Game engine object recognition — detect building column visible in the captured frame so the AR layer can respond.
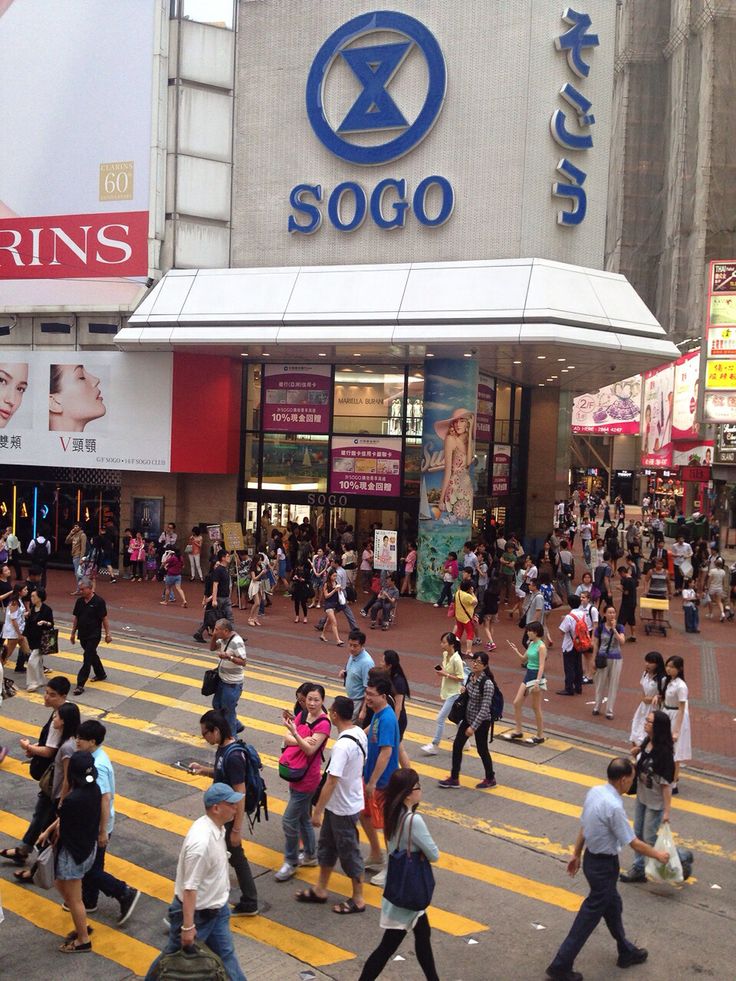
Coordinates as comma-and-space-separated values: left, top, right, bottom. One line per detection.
416, 358, 479, 602
526, 387, 564, 550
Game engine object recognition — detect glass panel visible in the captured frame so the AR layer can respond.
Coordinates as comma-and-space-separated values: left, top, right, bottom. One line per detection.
406, 369, 424, 436
243, 433, 260, 490
245, 364, 262, 431
473, 445, 490, 495
261, 434, 327, 492
179, 0, 235, 29
333, 367, 406, 435
514, 385, 524, 424
494, 382, 512, 443
403, 437, 421, 496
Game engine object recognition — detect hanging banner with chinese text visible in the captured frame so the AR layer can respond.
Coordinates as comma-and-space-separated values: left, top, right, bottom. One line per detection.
491, 444, 512, 495
476, 376, 495, 443
263, 364, 331, 433
330, 436, 402, 497
641, 363, 675, 468
672, 349, 700, 441
571, 375, 641, 434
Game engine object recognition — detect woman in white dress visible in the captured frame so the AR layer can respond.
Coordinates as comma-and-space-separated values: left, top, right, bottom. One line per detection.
662, 655, 691, 792
629, 651, 666, 749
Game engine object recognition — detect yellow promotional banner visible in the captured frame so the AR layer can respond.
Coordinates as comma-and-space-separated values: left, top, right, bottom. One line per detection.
706, 360, 736, 390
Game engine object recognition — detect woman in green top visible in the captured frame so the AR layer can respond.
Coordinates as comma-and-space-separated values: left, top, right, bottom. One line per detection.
358, 768, 440, 981
420, 633, 466, 756
503, 620, 547, 744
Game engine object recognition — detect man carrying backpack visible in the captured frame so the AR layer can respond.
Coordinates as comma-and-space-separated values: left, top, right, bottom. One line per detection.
558, 595, 589, 696
27, 530, 52, 588
189, 711, 260, 917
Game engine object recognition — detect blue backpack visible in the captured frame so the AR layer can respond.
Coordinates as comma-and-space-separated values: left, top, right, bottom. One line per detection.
221, 740, 268, 833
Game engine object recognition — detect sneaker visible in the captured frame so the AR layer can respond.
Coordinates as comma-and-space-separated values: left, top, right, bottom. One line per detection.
371, 868, 387, 886
360, 609, 368, 617
475, 778, 497, 789
546, 968, 583, 981
192, 633, 205, 643
62, 902, 98, 913
231, 902, 259, 917
438, 777, 460, 788
619, 871, 646, 883
117, 887, 141, 925
617, 947, 648, 969
274, 862, 296, 882
420, 743, 438, 755
582, 676, 594, 685
298, 852, 318, 867
73, 687, 85, 696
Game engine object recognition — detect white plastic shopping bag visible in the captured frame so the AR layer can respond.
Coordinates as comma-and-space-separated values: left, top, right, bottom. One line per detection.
645, 822, 683, 885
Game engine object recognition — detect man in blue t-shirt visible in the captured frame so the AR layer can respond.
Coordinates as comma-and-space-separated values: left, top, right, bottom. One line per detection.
360, 674, 400, 885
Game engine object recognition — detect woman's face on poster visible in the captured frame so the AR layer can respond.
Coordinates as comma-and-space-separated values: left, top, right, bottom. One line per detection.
49, 364, 106, 431
0, 362, 28, 428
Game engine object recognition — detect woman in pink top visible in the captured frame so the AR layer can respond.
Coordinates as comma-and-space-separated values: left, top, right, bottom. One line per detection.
160, 548, 187, 608
400, 542, 417, 596
128, 532, 146, 582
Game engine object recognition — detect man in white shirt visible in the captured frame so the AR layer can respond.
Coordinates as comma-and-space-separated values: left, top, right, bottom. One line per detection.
670, 535, 693, 595
579, 520, 593, 567
210, 619, 247, 736
303, 695, 368, 914
558, 596, 587, 696
145, 784, 247, 981
577, 591, 599, 685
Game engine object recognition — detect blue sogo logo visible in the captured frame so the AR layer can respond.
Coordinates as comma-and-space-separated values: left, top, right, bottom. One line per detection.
291, 11, 453, 234
305, 10, 447, 165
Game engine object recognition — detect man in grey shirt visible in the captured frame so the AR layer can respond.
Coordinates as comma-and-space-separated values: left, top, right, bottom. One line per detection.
546, 758, 669, 981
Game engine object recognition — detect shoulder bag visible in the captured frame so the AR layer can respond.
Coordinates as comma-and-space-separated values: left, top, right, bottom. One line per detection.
594, 628, 614, 670
40, 627, 59, 657
31, 842, 56, 890
448, 690, 469, 725
383, 811, 436, 911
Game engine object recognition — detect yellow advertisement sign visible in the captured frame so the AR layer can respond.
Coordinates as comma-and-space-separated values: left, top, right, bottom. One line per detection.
221, 522, 245, 551
706, 360, 736, 390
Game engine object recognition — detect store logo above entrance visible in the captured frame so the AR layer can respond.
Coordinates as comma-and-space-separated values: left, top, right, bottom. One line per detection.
290, 11, 453, 235
305, 10, 446, 165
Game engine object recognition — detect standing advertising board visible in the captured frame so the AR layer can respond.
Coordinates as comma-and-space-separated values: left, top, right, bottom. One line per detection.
262, 364, 331, 433
703, 261, 736, 423
571, 375, 641, 434
330, 436, 402, 496
373, 529, 398, 572
0, 351, 172, 471
641, 363, 675, 468
0, 0, 155, 280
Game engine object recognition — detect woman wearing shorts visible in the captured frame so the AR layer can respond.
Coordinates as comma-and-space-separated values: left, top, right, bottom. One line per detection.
503, 620, 547, 744
452, 582, 477, 655
36, 750, 101, 953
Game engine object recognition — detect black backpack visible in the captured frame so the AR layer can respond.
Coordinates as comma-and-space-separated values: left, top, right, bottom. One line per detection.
31, 537, 51, 566
220, 740, 268, 833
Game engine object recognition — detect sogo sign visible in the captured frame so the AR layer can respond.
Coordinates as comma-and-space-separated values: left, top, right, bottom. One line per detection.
289, 11, 453, 234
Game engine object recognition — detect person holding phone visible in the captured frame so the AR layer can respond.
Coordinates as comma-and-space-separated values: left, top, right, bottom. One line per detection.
503, 622, 547, 745
421, 633, 465, 756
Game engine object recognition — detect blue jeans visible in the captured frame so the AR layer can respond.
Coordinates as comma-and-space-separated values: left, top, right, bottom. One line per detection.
213, 681, 242, 737
684, 604, 699, 632
582, 540, 591, 566
283, 788, 316, 866
145, 896, 246, 981
72, 556, 82, 583
432, 693, 460, 746
436, 582, 453, 607
549, 851, 636, 972
82, 838, 127, 906
630, 800, 663, 876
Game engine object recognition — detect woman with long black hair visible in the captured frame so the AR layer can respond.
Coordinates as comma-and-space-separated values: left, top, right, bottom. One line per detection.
628, 651, 666, 749
438, 650, 497, 790
620, 710, 675, 883
381, 649, 411, 769
358, 768, 439, 981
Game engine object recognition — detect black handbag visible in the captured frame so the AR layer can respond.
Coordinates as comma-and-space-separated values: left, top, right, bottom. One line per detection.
40, 627, 59, 657
448, 691, 468, 725
201, 668, 220, 697
383, 812, 436, 911
594, 629, 614, 670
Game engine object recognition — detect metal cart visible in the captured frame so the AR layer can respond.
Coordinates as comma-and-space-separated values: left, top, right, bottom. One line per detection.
640, 597, 671, 637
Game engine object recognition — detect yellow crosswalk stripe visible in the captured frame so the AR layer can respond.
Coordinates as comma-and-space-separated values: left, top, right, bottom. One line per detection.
0, 755, 486, 936
0, 809, 355, 967
0, 877, 158, 974
42, 648, 736, 825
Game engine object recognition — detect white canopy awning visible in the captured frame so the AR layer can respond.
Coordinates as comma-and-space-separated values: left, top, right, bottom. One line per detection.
119, 258, 679, 390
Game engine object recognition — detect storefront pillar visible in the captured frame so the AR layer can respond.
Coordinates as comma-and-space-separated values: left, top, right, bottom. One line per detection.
416, 358, 479, 603
526, 387, 564, 550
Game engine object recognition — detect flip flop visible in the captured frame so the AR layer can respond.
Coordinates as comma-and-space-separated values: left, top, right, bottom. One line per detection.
64, 927, 94, 943
295, 888, 328, 904
333, 899, 366, 915
59, 940, 92, 953
13, 868, 34, 882
0, 848, 27, 866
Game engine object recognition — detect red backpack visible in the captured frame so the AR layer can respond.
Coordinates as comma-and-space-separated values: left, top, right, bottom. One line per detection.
571, 611, 592, 653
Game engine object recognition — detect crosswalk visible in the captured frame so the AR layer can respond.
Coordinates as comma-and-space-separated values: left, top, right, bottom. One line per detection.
1, 630, 735, 978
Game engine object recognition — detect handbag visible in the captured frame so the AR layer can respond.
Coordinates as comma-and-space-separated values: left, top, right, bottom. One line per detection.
383, 812, 436, 911
31, 842, 56, 890
594, 629, 614, 670
39, 763, 55, 798
448, 690, 468, 725
201, 668, 220, 697
40, 627, 59, 657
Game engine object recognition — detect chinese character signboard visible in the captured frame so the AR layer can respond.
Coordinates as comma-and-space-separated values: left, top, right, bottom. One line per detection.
641, 363, 674, 468
476, 376, 495, 443
0, 351, 172, 470
263, 364, 331, 433
492, 444, 512, 495
571, 374, 641, 434
330, 436, 402, 497
373, 529, 398, 572
704, 261, 736, 423
672, 349, 700, 441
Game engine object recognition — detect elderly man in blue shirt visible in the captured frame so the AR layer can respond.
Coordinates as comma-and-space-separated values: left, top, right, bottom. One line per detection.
338, 629, 374, 723
546, 757, 669, 981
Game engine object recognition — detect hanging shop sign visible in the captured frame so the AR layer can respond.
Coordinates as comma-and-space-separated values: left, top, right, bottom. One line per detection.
671, 440, 713, 468
492, 444, 512, 495
476, 376, 495, 443
263, 364, 331, 433
330, 435, 402, 497
571, 374, 641, 434
672, 349, 700, 440
703, 261, 736, 423
641, 362, 675, 468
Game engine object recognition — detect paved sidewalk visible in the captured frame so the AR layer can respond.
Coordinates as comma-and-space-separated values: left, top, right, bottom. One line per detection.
42, 544, 736, 781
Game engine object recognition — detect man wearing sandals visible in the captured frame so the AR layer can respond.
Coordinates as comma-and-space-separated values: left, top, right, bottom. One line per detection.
299, 695, 368, 915
145, 784, 247, 981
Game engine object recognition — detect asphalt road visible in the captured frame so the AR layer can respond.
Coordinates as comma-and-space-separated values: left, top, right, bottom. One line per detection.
1, 628, 734, 980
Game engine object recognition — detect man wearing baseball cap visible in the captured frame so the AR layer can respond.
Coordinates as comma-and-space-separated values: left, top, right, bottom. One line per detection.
145, 784, 247, 981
